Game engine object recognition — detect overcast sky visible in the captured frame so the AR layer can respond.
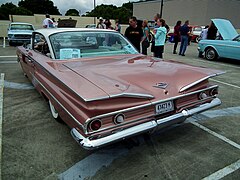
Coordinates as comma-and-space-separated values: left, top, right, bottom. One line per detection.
0, 0, 134, 15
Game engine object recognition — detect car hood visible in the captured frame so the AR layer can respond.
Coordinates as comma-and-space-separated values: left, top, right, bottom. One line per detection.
60, 55, 223, 102
212, 19, 238, 40
8, 30, 33, 35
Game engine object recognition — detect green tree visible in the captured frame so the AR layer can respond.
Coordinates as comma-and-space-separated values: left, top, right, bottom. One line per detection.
85, 3, 133, 24
65, 9, 79, 16
18, 0, 61, 15
122, 1, 133, 12
13, 7, 33, 16
0, 2, 17, 19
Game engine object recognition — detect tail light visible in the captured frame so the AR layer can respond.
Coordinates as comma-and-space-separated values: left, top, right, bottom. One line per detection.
89, 119, 102, 131
113, 113, 125, 124
198, 92, 208, 100
210, 88, 218, 96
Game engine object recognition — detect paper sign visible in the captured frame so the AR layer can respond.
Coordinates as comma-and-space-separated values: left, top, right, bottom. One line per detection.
60, 48, 81, 59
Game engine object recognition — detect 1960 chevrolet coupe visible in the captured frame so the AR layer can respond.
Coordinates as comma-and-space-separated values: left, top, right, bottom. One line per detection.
17, 28, 223, 149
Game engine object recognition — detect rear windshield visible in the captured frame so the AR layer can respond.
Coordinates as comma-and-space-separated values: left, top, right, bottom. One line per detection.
49, 31, 139, 60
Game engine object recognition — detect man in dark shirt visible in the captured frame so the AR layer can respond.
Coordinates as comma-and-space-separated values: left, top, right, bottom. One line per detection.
179, 20, 190, 56
124, 16, 143, 52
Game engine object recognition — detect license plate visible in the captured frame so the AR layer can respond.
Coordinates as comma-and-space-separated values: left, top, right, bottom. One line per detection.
155, 101, 174, 114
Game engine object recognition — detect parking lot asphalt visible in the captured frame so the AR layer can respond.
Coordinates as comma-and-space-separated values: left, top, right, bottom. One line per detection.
0, 42, 239, 180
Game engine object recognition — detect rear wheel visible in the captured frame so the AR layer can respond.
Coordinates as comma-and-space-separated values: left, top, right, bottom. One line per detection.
49, 100, 63, 123
196, 36, 200, 43
205, 47, 218, 60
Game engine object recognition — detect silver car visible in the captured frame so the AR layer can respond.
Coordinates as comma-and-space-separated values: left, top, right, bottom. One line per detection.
8, 22, 35, 46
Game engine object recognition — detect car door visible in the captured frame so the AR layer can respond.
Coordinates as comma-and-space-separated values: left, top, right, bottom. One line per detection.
223, 40, 240, 60
19, 46, 36, 82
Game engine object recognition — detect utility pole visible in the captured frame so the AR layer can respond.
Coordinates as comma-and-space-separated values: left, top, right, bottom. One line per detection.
93, 0, 96, 24
160, 0, 163, 18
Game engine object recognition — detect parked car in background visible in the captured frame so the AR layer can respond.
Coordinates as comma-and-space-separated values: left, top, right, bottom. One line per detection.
85, 24, 96, 28
190, 25, 202, 42
198, 19, 240, 61
17, 28, 223, 150
8, 22, 35, 46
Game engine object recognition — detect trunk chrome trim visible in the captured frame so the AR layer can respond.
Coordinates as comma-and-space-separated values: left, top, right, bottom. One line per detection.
84, 85, 219, 133
71, 98, 221, 150
179, 74, 222, 92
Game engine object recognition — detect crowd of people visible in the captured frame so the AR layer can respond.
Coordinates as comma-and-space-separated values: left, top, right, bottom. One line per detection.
124, 13, 170, 58
42, 13, 219, 58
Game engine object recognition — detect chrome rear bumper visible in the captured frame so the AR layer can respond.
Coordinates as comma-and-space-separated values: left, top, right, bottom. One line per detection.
71, 98, 221, 150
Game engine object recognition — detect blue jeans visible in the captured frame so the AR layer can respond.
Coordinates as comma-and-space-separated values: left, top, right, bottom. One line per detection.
179, 35, 188, 55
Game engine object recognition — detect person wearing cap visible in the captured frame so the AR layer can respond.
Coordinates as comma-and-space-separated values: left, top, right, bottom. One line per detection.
43, 14, 54, 28
97, 17, 106, 29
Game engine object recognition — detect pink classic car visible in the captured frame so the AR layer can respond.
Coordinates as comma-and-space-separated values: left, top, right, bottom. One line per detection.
17, 28, 222, 150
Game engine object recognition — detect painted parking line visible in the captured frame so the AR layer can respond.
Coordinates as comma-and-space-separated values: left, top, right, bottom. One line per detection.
4, 80, 34, 90
58, 146, 129, 180
0, 56, 17, 58
0, 73, 5, 180
211, 79, 240, 89
191, 121, 240, 150
59, 106, 240, 179
185, 106, 240, 121
202, 159, 240, 180
191, 121, 240, 180
0, 61, 17, 64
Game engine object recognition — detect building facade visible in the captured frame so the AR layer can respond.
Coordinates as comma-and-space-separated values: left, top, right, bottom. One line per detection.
133, 0, 240, 28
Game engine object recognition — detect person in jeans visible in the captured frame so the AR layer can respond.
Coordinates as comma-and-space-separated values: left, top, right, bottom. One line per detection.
173, 20, 181, 54
141, 20, 150, 55
154, 19, 167, 58
179, 20, 190, 56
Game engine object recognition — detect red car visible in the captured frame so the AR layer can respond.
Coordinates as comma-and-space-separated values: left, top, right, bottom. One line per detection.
189, 25, 203, 43
17, 28, 223, 150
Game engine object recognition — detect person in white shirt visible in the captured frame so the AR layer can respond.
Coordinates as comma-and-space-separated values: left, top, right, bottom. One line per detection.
43, 14, 54, 28
200, 25, 209, 40
96, 17, 106, 29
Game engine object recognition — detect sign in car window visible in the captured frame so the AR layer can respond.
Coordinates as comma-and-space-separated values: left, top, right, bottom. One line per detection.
60, 48, 81, 59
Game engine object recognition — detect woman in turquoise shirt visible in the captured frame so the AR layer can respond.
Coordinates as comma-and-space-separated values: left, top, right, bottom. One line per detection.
154, 19, 167, 58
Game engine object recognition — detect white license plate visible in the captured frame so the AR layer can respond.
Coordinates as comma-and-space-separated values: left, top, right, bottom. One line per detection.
155, 101, 174, 114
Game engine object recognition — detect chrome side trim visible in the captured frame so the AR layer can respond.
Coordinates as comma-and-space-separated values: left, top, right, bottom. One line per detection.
201, 42, 240, 48
180, 76, 209, 92
179, 74, 221, 92
33, 75, 85, 130
109, 93, 154, 99
71, 98, 221, 150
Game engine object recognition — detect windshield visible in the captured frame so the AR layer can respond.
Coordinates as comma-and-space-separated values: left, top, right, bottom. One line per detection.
10, 24, 34, 30
233, 34, 240, 42
49, 31, 139, 60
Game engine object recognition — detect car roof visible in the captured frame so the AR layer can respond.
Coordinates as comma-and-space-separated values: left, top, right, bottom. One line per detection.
35, 28, 117, 37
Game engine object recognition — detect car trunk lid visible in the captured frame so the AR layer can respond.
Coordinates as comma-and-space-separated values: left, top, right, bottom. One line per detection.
62, 55, 223, 101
